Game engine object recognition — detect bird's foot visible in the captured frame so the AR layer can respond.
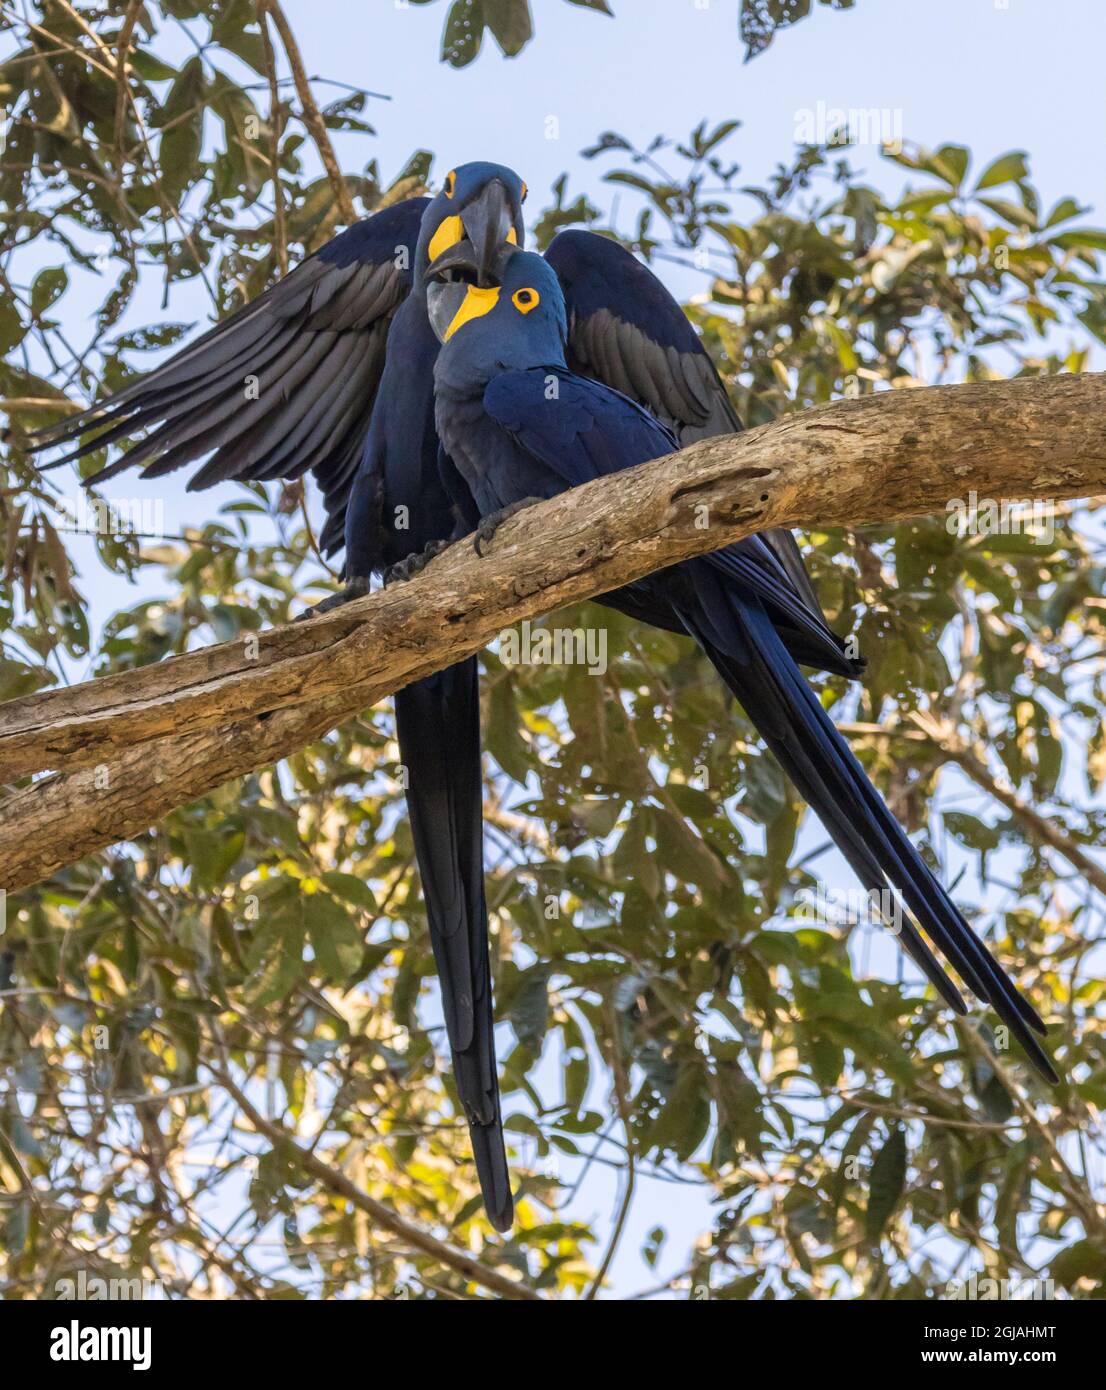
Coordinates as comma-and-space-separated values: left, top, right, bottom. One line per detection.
473, 497, 544, 556
383, 538, 452, 586
294, 575, 369, 620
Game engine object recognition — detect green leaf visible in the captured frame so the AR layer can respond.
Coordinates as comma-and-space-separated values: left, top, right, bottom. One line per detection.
612, 813, 660, 896
977, 196, 1037, 230
485, 677, 532, 783
741, 0, 856, 61
931, 143, 970, 188
246, 913, 304, 1006
652, 808, 724, 891
30, 267, 67, 318
714, 1064, 763, 1155
4, 1114, 44, 1160
973, 150, 1028, 191
484, 0, 533, 56
320, 871, 377, 911
2, 1195, 30, 1255
943, 811, 1001, 854
442, 0, 485, 66
305, 893, 364, 980
648, 1061, 711, 1161
156, 55, 206, 203
510, 963, 551, 1051
182, 829, 244, 890
865, 1127, 907, 1243
699, 118, 741, 154
129, 50, 178, 82
642, 1225, 666, 1269
1049, 1237, 1106, 1291
1051, 227, 1106, 252
1043, 197, 1085, 228
211, 0, 268, 73
0, 298, 25, 354
743, 754, 787, 822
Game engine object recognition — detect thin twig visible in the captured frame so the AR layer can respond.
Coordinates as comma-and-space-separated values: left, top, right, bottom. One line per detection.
112, 0, 143, 178
258, 4, 289, 276
586, 997, 637, 1298
205, 1045, 542, 1300
258, 0, 357, 225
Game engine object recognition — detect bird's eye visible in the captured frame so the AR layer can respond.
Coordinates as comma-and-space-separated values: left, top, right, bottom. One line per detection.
513, 288, 539, 313
444, 170, 456, 199
520, 181, 528, 203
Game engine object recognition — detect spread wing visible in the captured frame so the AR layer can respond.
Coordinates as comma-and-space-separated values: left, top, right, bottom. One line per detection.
29, 197, 430, 555
545, 228, 822, 617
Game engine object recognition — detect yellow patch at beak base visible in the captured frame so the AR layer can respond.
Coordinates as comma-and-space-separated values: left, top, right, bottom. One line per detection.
444, 285, 501, 341
428, 215, 464, 265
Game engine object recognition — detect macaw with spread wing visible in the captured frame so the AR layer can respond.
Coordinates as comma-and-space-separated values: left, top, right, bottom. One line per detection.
425, 244, 1057, 1087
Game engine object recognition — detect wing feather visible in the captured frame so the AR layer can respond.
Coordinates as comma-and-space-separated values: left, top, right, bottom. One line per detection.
546, 228, 824, 624
29, 197, 429, 555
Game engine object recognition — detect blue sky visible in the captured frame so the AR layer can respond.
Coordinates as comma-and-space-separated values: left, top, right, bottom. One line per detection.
324, 0, 1106, 227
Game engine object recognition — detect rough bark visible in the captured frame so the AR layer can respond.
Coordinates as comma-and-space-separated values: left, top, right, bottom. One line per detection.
1, 373, 1103, 892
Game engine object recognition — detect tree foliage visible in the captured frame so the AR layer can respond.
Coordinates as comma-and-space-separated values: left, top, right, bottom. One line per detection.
409, 0, 853, 67
0, 4, 1104, 1300
739, 0, 857, 60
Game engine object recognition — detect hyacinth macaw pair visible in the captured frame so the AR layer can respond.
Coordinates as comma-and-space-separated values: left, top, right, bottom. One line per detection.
31, 163, 1055, 1234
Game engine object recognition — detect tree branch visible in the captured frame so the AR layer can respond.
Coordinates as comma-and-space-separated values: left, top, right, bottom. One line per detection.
258, 4, 289, 275
206, 1058, 542, 1300
914, 710, 1106, 899
840, 714, 1106, 900
112, 0, 143, 177
2, 373, 1105, 892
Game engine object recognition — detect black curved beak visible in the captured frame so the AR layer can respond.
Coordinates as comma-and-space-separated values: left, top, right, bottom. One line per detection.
424, 237, 516, 299
426, 277, 470, 345
425, 218, 517, 342
425, 239, 483, 285
460, 178, 514, 287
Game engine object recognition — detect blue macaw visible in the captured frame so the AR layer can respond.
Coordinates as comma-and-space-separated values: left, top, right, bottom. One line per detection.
26, 161, 920, 1228
29, 163, 529, 1231
425, 245, 1057, 1086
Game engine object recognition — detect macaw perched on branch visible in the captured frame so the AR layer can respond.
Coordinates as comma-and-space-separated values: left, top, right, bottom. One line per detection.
29, 164, 528, 1231
425, 244, 1058, 1094
27, 159, 939, 1229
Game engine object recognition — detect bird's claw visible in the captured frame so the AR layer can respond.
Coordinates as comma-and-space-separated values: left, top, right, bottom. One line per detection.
384, 539, 452, 586
294, 575, 369, 620
472, 497, 544, 556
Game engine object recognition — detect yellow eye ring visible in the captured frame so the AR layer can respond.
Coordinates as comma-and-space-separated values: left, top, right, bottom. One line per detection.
444, 170, 456, 199
520, 180, 528, 203
512, 287, 539, 314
